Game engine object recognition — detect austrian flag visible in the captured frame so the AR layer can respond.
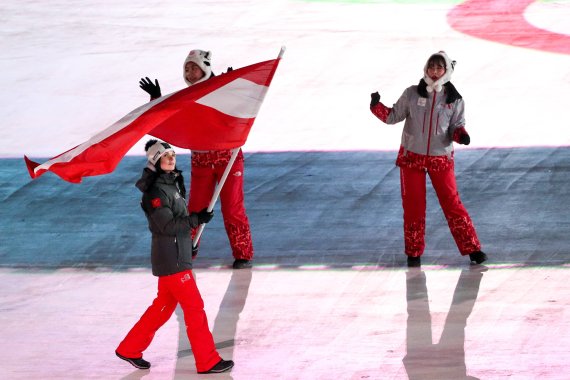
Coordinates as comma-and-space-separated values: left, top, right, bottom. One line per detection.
25, 47, 285, 183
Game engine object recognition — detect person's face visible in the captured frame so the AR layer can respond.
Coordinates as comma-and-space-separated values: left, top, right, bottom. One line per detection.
184, 61, 205, 84
427, 61, 446, 81
159, 151, 176, 172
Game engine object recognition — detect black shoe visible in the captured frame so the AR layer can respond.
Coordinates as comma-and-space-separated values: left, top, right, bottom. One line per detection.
407, 256, 421, 267
198, 359, 234, 374
232, 259, 252, 269
116, 351, 151, 370
469, 251, 488, 264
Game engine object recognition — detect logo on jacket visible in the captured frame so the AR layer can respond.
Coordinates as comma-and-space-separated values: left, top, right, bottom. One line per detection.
151, 198, 162, 208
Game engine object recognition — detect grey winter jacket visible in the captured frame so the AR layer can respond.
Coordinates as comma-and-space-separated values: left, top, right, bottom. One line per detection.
386, 85, 465, 157
136, 168, 200, 276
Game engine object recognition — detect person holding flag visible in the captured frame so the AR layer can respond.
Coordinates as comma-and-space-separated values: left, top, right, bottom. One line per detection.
140, 49, 254, 269
115, 139, 234, 374
25, 47, 283, 371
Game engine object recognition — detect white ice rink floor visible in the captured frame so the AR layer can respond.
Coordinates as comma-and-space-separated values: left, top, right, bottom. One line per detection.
2, 0, 570, 379
2, 265, 569, 379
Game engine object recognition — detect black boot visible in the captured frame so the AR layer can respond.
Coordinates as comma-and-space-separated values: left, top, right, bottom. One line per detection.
469, 251, 488, 264
407, 256, 421, 267
198, 359, 234, 374
116, 351, 151, 370
233, 259, 253, 269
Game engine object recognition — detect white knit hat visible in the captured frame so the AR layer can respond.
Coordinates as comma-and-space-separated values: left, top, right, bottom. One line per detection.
423, 51, 456, 93
183, 49, 212, 86
145, 140, 174, 166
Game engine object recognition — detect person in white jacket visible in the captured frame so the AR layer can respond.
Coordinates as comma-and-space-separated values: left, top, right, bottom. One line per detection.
370, 51, 487, 267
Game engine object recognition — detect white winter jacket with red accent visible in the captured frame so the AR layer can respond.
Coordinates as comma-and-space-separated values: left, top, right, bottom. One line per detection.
372, 82, 465, 158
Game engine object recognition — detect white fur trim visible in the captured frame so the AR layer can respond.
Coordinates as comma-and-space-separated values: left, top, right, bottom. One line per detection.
183, 49, 213, 86
423, 51, 455, 93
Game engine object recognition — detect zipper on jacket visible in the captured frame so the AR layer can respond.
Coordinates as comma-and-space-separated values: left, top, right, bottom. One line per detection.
426, 91, 437, 155
174, 236, 180, 267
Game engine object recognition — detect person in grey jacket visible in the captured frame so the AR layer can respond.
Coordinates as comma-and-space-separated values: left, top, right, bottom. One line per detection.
370, 51, 487, 267
115, 139, 234, 374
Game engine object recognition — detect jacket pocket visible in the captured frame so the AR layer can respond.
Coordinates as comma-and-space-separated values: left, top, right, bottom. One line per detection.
436, 106, 453, 135
151, 235, 178, 270
176, 233, 193, 266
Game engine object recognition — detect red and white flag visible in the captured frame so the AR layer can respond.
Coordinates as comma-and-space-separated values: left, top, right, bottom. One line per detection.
25, 48, 284, 183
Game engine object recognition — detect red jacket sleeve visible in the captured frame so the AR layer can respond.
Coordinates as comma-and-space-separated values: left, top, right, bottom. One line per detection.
370, 102, 392, 123
452, 127, 470, 143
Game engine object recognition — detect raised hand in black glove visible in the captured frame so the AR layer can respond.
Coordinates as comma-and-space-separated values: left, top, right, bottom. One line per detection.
370, 91, 380, 107
225, 67, 233, 74
459, 133, 471, 145
196, 208, 214, 224
139, 77, 162, 99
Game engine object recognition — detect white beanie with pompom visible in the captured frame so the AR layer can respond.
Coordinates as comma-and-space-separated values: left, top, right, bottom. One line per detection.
145, 139, 174, 171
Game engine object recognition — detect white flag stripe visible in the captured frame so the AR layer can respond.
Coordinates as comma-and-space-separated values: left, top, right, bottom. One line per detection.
196, 78, 268, 119
34, 93, 175, 174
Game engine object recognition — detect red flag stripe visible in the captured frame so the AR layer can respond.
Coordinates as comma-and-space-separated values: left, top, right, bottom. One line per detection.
149, 102, 255, 150
30, 93, 175, 178
24, 53, 283, 183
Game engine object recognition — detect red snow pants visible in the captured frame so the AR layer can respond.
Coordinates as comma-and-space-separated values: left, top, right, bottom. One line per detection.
116, 270, 221, 373
400, 165, 481, 257
188, 150, 254, 260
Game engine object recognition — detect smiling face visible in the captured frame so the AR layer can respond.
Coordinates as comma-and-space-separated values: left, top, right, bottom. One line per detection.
184, 61, 205, 84
426, 56, 447, 81
159, 151, 176, 173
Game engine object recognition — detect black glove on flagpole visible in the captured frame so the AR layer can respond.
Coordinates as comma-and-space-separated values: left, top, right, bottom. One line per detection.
196, 208, 214, 224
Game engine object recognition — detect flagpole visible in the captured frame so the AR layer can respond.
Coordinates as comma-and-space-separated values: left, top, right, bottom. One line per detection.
192, 147, 241, 248
192, 47, 283, 249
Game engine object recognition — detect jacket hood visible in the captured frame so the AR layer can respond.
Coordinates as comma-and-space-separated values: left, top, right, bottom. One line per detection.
135, 168, 185, 194
183, 49, 213, 86
423, 51, 455, 93
135, 168, 158, 193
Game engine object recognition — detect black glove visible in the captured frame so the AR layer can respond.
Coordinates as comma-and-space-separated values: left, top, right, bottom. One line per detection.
370, 91, 380, 107
225, 67, 233, 74
139, 77, 162, 99
196, 208, 214, 224
459, 133, 471, 145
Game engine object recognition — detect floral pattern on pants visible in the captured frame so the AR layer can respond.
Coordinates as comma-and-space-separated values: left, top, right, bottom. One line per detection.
399, 155, 481, 256
189, 149, 254, 260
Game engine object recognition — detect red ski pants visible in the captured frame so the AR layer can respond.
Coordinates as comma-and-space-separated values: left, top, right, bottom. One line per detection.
188, 154, 254, 260
400, 166, 481, 257
116, 270, 221, 373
